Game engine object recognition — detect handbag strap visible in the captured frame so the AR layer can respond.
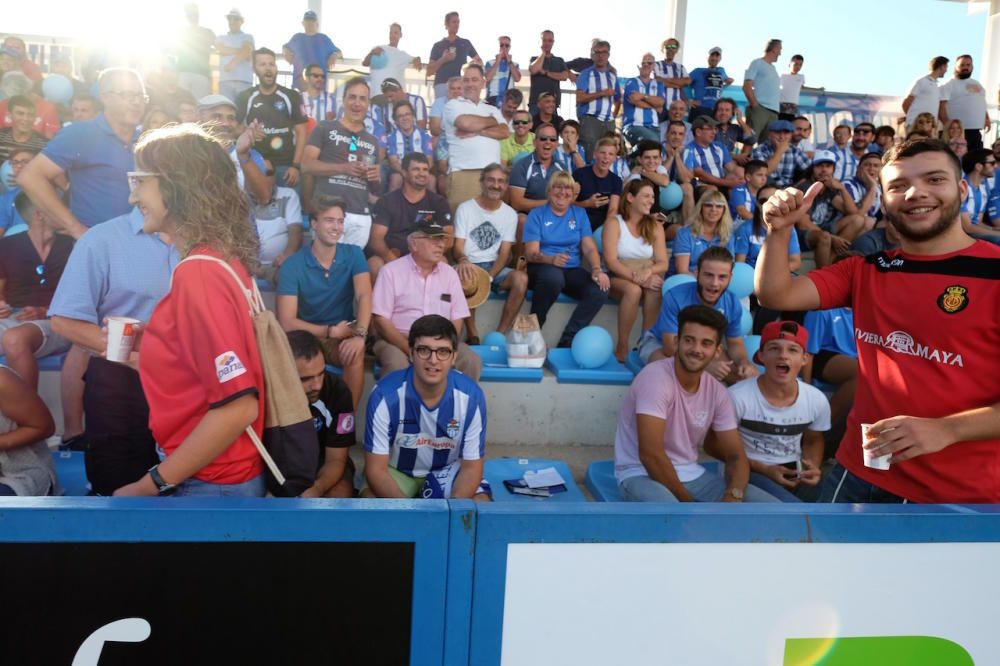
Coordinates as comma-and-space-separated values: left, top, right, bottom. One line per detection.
171, 254, 286, 487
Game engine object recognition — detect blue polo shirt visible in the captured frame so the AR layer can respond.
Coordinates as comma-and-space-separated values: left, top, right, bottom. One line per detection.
48, 207, 179, 324
522, 204, 592, 269
277, 242, 368, 325
509, 153, 565, 201
649, 281, 742, 340
732, 221, 800, 268
668, 225, 737, 275
41, 113, 137, 227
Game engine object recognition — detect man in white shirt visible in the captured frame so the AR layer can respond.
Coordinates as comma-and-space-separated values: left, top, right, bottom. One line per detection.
454, 163, 527, 338
363, 22, 422, 94
939, 55, 991, 152
903, 56, 948, 129
442, 63, 509, 213
778, 54, 805, 119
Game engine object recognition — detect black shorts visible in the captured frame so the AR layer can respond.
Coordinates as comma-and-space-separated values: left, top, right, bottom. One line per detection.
811, 349, 838, 381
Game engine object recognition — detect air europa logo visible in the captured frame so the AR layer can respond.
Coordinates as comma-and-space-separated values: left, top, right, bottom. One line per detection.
855, 328, 964, 367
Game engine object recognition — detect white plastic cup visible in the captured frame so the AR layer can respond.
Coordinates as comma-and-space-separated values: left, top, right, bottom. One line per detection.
106, 316, 141, 363
861, 423, 891, 470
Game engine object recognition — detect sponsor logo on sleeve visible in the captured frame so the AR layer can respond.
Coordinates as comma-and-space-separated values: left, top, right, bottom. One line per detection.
336, 413, 355, 435
215, 352, 248, 383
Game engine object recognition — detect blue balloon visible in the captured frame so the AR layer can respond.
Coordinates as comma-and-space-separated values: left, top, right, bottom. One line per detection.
483, 331, 507, 349
592, 228, 603, 253
743, 334, 763, 370
661, 272, 696, 296
571, 326, 613, 369
42, 74, 74, 105
728, 262, 755, 299
740, 308, 753, 336
369, 52, 389, 70
659, 182, 683, 211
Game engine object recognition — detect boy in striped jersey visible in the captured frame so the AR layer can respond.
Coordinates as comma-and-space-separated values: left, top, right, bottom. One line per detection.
363, 315, 491, 500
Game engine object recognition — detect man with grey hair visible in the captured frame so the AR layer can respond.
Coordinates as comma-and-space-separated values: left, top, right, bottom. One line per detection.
743, 38, 783, 141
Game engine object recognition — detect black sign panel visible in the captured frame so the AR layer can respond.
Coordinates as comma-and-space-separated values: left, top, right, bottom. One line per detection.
0, 542, 413, 665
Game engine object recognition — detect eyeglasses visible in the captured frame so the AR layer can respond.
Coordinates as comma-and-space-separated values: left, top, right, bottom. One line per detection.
512, 120, 531, 126
35, 264, 46, 286
127, 170, 160, 192
107, 90, 149, 104
413, 345, 455, 361
537, 136, 558, 142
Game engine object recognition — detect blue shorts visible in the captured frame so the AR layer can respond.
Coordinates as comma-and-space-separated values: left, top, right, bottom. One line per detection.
475, 262, 514, 293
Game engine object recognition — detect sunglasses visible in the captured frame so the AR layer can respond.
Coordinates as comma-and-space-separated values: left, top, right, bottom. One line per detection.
512, 120, 531, 126
664, 44, 679, 50
537, 136, 558, 142
702, 202, 726, 209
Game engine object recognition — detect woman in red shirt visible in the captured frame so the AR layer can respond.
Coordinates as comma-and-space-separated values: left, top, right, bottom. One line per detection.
114, 124, 265, 497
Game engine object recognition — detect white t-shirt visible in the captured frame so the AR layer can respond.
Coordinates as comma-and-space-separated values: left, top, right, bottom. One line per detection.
454, 198, 518, 264
255, 186, 302, 264
727, 378, 831, 466
940, 77, 988, 131
369, 44, 416, 93
779, 73, 804, 104
905, 74, 941, 126
443, 97, 506, 171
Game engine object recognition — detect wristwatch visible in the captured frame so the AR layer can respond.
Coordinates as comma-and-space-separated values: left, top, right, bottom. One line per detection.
725, 487, 744, 501
352, 324, 368, 338
148, 464, 177, 496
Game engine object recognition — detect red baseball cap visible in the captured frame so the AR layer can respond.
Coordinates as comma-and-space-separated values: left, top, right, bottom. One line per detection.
754, 320, 809, 364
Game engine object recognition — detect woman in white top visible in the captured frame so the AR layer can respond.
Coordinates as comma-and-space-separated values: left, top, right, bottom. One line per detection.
601, 178, 669, 362
0, 365, 57, 496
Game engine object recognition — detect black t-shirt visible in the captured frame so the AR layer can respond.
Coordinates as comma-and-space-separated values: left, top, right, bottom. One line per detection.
235, 85, 307, 166
573, 166, 623, 231
0, 232, 74, 308
371, 188, 452, 255
306, 120, 381, 215
310, 372, 356, 470
531, 112, 564, 134
529, 55, 567, 108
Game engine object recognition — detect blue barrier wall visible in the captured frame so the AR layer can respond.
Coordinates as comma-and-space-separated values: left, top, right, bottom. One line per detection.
2, 499, 998, 665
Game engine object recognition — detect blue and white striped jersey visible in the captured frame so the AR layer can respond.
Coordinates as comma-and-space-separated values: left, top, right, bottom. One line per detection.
962, 176, 991, 224
653, 60, 687, 106
301, 90, 338, 122
387, 127, 434, 159
622, 77, 666, 129
365, 367, 487, 478
830, 145, 858, 182
484, 59, 519, 101
576, 66, 619, 122
682, 140, 732, 181
842, 178, 882, 218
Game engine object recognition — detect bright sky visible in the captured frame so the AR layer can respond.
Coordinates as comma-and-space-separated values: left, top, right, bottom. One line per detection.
3, 0, 990, 98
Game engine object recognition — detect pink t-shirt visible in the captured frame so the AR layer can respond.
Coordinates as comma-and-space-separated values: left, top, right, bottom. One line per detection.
614, 358, 737, 483
371, 254, 471, 335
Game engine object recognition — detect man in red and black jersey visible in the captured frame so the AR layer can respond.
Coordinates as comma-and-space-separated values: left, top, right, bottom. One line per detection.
756, 137, 1000, 503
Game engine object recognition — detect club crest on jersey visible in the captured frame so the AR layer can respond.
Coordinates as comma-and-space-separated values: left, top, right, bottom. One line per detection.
274, 100, 286, 112
446, 418, 460, 439
568, 217, 577, 230
214, 351, 247, 383
937, 285, 968, 314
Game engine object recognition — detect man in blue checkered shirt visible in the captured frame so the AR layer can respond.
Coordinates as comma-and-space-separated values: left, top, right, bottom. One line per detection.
750, 119, 810, 188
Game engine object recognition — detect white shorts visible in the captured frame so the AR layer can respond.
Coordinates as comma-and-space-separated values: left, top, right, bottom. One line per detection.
637, 329, 662, 364
0, 315, 71, 359
340, 212, 373, 249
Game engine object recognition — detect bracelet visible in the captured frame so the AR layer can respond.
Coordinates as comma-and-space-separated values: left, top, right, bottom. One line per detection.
352, 325, 368, 338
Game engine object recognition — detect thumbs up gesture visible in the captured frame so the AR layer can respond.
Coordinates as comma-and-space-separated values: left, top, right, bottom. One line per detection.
762, 182, 824, 232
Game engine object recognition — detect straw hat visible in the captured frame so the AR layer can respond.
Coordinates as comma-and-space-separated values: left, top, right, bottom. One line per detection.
460, 264, 492, 309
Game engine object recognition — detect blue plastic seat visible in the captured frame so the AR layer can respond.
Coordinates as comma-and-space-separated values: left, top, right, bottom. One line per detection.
470, 345, 543, 383
624, 350, 644, 375
586, 459, 723, 502
544, 348, 634, 385
52, 450, 90, 496
484, 458, 586, 502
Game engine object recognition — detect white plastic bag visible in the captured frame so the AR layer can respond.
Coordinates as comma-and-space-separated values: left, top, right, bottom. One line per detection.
506, 314, 546, 368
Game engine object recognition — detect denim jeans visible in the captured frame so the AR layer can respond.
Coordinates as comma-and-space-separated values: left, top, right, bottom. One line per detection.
174, 474, 266, 498
619, 470, 780, 502
527, 264, 608, 347
819, 463, 907, 503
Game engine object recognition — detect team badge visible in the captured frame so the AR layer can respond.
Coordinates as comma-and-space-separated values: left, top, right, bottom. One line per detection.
274, 100, 286, 112
568, 218, 577, 231
446, 418, 460, 439
937, 285, 968, 314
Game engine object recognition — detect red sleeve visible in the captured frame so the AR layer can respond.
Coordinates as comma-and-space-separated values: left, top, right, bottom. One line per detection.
173, 261, 261, 408
806, 256, 860, 310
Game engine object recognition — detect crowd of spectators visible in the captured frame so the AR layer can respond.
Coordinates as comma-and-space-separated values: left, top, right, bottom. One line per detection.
0, 8, 997, 505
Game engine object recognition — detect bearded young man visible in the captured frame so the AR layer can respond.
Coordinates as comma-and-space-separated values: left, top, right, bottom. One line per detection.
756, 137, 1000, 504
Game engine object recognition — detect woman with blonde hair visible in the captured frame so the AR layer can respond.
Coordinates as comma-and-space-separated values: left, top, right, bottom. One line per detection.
602, 178, 668, 361
114, 123, 266, 497
524, 170, 610, 348
907, 112, 937, 139
669, 189, 736, 275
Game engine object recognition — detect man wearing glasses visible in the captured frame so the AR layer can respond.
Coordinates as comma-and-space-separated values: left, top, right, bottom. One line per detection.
363, 314, 490, 501
17, 68, 145, 239
302, 76, 382, 248
484, 36, 521, 108
371, 220, 481, 380
499, 110, 535, 168
575, 40, 618, 162
654, 38, 690, 137
622, 54, 666, 146
831, 122, 877, 182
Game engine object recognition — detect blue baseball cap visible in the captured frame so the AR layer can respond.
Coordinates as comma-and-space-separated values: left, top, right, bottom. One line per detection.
768, 120, 795, 133
303, 10, 318, 20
